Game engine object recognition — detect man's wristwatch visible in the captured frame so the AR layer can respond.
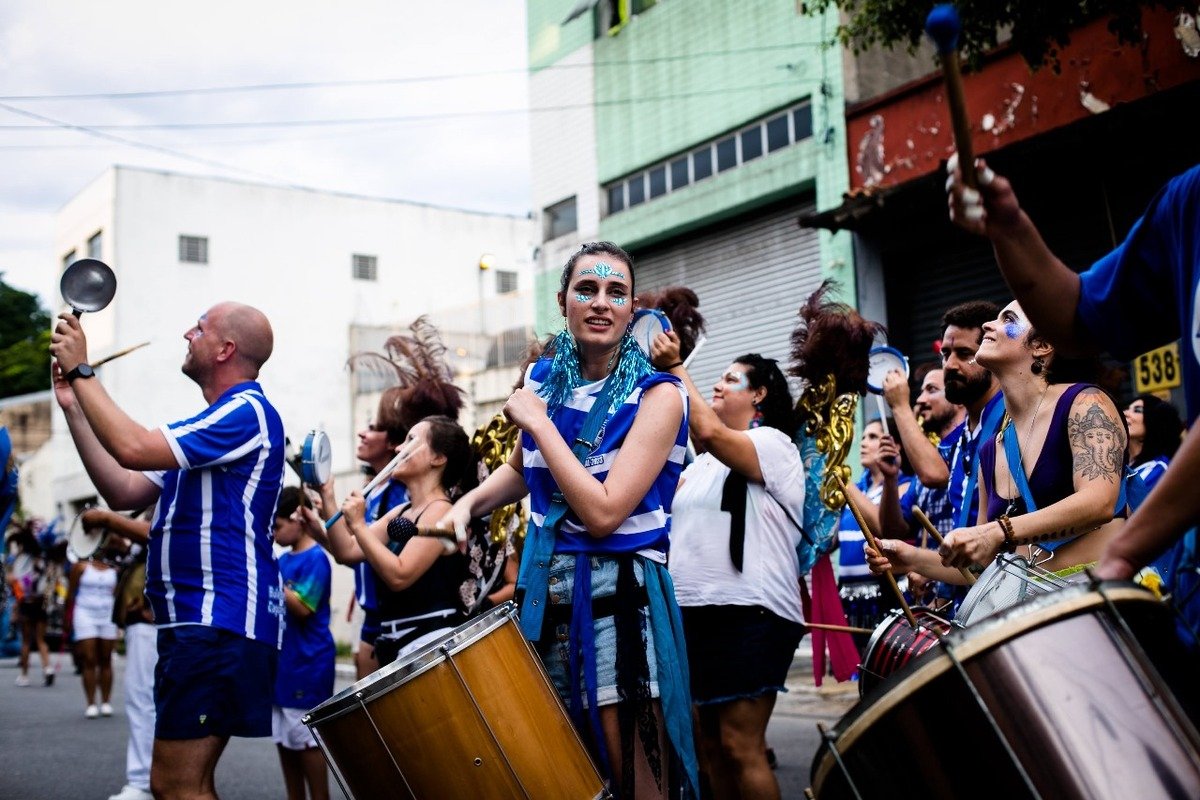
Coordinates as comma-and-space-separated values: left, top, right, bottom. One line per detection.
65, 363, 96, 383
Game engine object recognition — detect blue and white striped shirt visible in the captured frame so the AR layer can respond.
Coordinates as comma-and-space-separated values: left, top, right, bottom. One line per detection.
144, 381, 286, 644
522, 359, 688, 562
356, 478, 407, 609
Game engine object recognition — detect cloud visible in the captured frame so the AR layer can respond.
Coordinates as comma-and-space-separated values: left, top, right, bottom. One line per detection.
0, 0, 533, 304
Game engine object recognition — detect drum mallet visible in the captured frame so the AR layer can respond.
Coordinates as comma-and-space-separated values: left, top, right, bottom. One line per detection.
806, 621, 876, 636
834, 473, 920, 628
912, 507, 977, 585
925, 4, 977, 189
323, 449, 406, 530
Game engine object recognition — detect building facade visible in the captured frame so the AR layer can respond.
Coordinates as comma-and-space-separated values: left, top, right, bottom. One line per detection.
527, 0, 855, 391
42, 166, 535, 643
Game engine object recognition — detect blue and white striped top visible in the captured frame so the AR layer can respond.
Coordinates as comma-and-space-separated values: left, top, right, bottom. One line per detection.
522, 359, 688, 562
356, 478, 407, 609
144, 381, 286, 645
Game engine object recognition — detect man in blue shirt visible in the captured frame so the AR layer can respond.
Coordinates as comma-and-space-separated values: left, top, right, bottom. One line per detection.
947, 158, 1200, 585
51, 301, 285, 800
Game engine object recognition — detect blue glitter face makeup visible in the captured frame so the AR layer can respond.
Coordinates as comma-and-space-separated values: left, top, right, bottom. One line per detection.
724, 371, 750, 392
579, 261, 626, 280
575, 293, 592, 303
1003, 321, 1026, 339
611, 297, 627, 306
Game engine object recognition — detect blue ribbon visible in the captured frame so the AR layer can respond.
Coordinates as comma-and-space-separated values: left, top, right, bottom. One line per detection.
957, 394, 1006, 528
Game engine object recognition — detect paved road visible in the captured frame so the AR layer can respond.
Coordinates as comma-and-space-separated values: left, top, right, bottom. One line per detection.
0, 646, 856, 799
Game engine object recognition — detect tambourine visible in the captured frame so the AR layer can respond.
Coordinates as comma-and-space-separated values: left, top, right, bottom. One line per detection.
68, 509, 107, 561
866, 346, 910, 394
301, 430, 332, 486
630, 308, 671, 359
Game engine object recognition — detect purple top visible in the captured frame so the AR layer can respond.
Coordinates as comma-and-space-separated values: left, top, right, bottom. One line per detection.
979, 384, 1092, 523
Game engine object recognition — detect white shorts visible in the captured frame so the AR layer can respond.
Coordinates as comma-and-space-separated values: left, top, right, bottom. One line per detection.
73, 610, 118, 642
272, 706, 318, 751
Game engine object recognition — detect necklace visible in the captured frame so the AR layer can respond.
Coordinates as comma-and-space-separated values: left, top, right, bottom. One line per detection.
1005, 385, 1049, 513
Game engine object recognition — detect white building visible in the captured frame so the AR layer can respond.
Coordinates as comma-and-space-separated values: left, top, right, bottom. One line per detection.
40, 165, 535, 643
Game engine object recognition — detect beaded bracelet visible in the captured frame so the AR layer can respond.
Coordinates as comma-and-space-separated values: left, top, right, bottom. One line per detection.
996, 515, 1017, 553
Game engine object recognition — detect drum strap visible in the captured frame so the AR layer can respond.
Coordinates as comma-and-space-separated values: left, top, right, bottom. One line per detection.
957, 395, 1006, 528
515, 375, 618, 642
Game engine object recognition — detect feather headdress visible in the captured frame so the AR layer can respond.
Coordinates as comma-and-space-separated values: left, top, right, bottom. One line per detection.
348, 315, 465, 427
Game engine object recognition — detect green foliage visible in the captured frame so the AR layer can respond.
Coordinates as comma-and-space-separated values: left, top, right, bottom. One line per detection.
0, 276, 52, 399
802, 0, 1167, 71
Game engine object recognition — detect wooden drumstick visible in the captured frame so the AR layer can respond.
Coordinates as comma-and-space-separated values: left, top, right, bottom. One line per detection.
415, 526, 457, 540
926, 5, 977, 189
834, 473, 919, 629
912, 506, 976, 585
92, 340, 150, 368
805, 621, 875, 636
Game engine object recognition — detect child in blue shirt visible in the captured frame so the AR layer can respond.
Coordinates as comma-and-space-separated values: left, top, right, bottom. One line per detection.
272, 487, 335, 800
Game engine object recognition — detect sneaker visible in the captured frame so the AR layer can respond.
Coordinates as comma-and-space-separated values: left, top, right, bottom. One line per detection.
85, 704, 99, 719
100, 702, 114, 717
44, 669, 55, 687
14, 674, 30, 687
107, 784, 154, 800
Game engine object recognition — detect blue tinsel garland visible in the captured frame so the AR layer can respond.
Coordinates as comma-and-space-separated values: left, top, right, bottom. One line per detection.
538, 328, 653, 413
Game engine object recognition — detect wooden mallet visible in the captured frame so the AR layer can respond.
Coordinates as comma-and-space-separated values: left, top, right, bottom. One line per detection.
926, 4, 976, 189
834, 473, 919, 628
912, 506, 977, 585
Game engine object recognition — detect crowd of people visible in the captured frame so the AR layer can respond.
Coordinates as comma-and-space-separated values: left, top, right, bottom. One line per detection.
0, 155, 1192, 800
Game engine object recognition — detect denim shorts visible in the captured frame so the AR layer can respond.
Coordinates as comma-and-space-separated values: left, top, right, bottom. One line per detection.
681, 604, 803, 705
536, 554, 659, 708
155, 625, 277, 739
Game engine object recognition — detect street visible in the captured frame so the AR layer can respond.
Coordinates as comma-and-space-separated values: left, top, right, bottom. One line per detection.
0, 646, 856, 799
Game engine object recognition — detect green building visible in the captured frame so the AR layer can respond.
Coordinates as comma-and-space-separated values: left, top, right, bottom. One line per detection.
527, 0, 855, 390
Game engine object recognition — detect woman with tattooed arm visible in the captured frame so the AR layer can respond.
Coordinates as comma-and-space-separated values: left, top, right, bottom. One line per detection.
867, 301, 1127, 596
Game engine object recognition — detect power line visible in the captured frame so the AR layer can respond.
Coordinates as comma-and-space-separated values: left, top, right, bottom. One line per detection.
0, 42, 831, 102
0, 81, 813, 132
0, 101, 314, 190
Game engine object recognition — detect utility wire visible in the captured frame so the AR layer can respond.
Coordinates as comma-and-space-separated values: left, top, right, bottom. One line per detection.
0, 100, 314, 189
0, 81, 812, 131
0, 42, 831, 102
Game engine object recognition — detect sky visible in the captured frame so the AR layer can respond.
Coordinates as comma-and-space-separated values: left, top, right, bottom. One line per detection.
0, 0, 532, 307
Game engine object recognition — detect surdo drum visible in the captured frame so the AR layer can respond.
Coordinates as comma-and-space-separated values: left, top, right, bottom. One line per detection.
811, 582, 1200, 799
304, 603, 609, 800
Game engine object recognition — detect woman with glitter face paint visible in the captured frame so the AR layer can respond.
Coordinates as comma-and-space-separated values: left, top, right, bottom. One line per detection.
649, 342, 805, 800
441, 242, 697, 799
867, 301, 1128, 611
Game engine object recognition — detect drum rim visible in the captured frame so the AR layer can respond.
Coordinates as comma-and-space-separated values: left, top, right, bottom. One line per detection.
812, 583, 1157, 792
861, 606, 950, 670
303, 602, 517, 727
866, 345, 909, 393
301, 430, 332, 485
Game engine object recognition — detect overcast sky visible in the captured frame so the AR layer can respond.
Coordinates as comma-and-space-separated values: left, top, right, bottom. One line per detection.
0, 0, 532, 306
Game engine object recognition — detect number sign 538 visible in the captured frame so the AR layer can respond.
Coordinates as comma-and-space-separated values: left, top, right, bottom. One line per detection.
1134, 342, 1182, 394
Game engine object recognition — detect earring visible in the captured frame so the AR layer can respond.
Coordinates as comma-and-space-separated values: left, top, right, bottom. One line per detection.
750, 401, 764, 429
1031, 356, 1045, 376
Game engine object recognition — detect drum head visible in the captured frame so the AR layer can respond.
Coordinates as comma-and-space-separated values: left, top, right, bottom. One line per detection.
68, 523, 102, 561
301, 430, 332, 485
630, 308, 671, 358
866, 346, 909, 394
60, 259, 117, 314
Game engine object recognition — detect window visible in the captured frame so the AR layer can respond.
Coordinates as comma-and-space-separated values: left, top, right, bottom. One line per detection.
766, 114, 790, 152
87, 231, 102, 260
179, 235, 208, 264
716, 137, 737, 172
495, 269, 519, 294
607, 184, 625, 214
648, 165, 667, 199
669, 157, 689, 190
740, 128, 763, 162
352, 254, 377, 281
692, 147, 713, 181
601, 99, 813, 216
62, 250, 76, 269
793, 104, 813, 141
627, 175, 645, 207
543, 195, 578, 241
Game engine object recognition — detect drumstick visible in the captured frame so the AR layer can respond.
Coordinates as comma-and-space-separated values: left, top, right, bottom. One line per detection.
834, 473, 919, 629
415, 526, 456, 540
323, 450, 406, 530
912, 506, 977, 585
806, 621, 875, 636
92, 341, 150, 368
682, 334, 706, 369
925, 5, 977, 189
873, 393, 889, 424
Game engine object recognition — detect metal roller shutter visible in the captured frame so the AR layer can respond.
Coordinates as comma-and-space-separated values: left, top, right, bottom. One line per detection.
632, 197, 824, 397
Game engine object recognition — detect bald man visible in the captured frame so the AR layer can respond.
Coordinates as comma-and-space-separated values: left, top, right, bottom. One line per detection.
51, 302, 286, 800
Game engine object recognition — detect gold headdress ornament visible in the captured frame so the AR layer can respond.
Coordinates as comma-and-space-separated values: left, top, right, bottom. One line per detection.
789, 281, 886, 511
